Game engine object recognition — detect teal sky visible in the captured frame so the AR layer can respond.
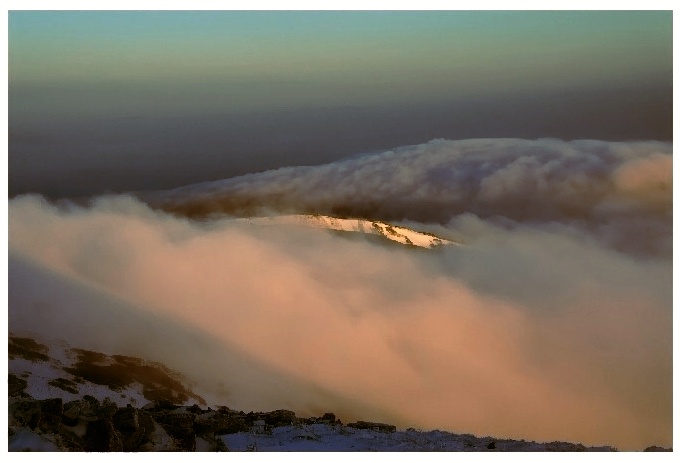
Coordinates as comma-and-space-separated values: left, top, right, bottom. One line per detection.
9, 11, 673, 115
7, 11, 674, 198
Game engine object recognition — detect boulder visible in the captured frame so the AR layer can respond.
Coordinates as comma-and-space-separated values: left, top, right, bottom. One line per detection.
347, 420, 396, 433
320, 412, 340, 424
644, 446, 672, 452
84, 418, 124, 451
55, 424, 85, 451
97, 397, 119, 419
113, 405, 139, 433
135, 411, 156, 448
263, 409, 297, 427
155, 411, 196, 451
38, 398, 63, 432
187, 403, 203, 414
62, 401, 81, 426
116, 408, 154, 451
79, 395, 101, 421
122, 426, 146, 452
321, 412, 336, 422
195, 410, 249, 435
545, 441, 587, 451
9, 399, 41, 430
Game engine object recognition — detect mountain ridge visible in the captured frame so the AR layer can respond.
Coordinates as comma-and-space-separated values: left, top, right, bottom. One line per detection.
10, 334, 669, 452
240, 214, 459, 249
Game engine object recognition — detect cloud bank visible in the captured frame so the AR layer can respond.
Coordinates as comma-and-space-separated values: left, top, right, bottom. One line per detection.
9, 140, 672, 449
151, 138, 671, 258
9, 138, 672, 453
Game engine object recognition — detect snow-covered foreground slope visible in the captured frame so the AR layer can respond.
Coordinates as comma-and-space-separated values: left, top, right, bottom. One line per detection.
242, 214, 458, 249
9, 334, 656, 452
220, 423, 613, 452
9, 335, 206, 409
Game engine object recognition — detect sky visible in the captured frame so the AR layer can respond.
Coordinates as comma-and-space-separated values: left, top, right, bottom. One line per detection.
7, 10, 673, 197
8, 11, 671, 102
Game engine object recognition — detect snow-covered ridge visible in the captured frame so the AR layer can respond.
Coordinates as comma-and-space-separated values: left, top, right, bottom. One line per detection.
243, 214, 459, 249
8, 334, 205, 409
8, 335, 666, 452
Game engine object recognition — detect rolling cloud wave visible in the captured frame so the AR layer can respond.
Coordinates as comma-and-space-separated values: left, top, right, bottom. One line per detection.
8, 138, 672, 449
150, 138, 671, 258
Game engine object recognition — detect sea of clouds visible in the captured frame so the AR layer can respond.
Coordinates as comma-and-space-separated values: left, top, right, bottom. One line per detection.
8, 138, 672, 450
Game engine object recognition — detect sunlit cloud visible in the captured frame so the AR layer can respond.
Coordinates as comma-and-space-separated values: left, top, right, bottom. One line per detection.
8, 162, 672, 450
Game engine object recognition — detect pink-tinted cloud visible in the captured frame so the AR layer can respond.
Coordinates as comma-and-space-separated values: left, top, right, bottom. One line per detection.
8, 192, 671, 449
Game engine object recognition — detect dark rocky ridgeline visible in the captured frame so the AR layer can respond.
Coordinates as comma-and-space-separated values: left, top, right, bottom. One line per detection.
8, 378, 335, 452
8, 393, 236, 451
299, 412, 342, 426
9, 386, 325, 452
643, 446, 673, 452
11, 335, 667, 452
347, 420, 397, 433
7, 386, 371, 452
8, 390, 673, 452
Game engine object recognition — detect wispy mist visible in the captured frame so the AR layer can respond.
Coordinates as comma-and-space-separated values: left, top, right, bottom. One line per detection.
8, 138, 672, 453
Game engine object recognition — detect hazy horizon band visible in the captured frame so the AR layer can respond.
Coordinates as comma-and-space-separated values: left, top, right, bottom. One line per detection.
8, 11, 672, 198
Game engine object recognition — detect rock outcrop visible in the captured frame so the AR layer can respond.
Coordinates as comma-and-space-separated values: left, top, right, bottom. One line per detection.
11, 391, 668, 452
7, 335, 668, 452
347, 420, 397, 433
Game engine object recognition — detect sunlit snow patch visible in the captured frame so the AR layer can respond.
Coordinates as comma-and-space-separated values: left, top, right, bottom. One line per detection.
244, 215, 459, 249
